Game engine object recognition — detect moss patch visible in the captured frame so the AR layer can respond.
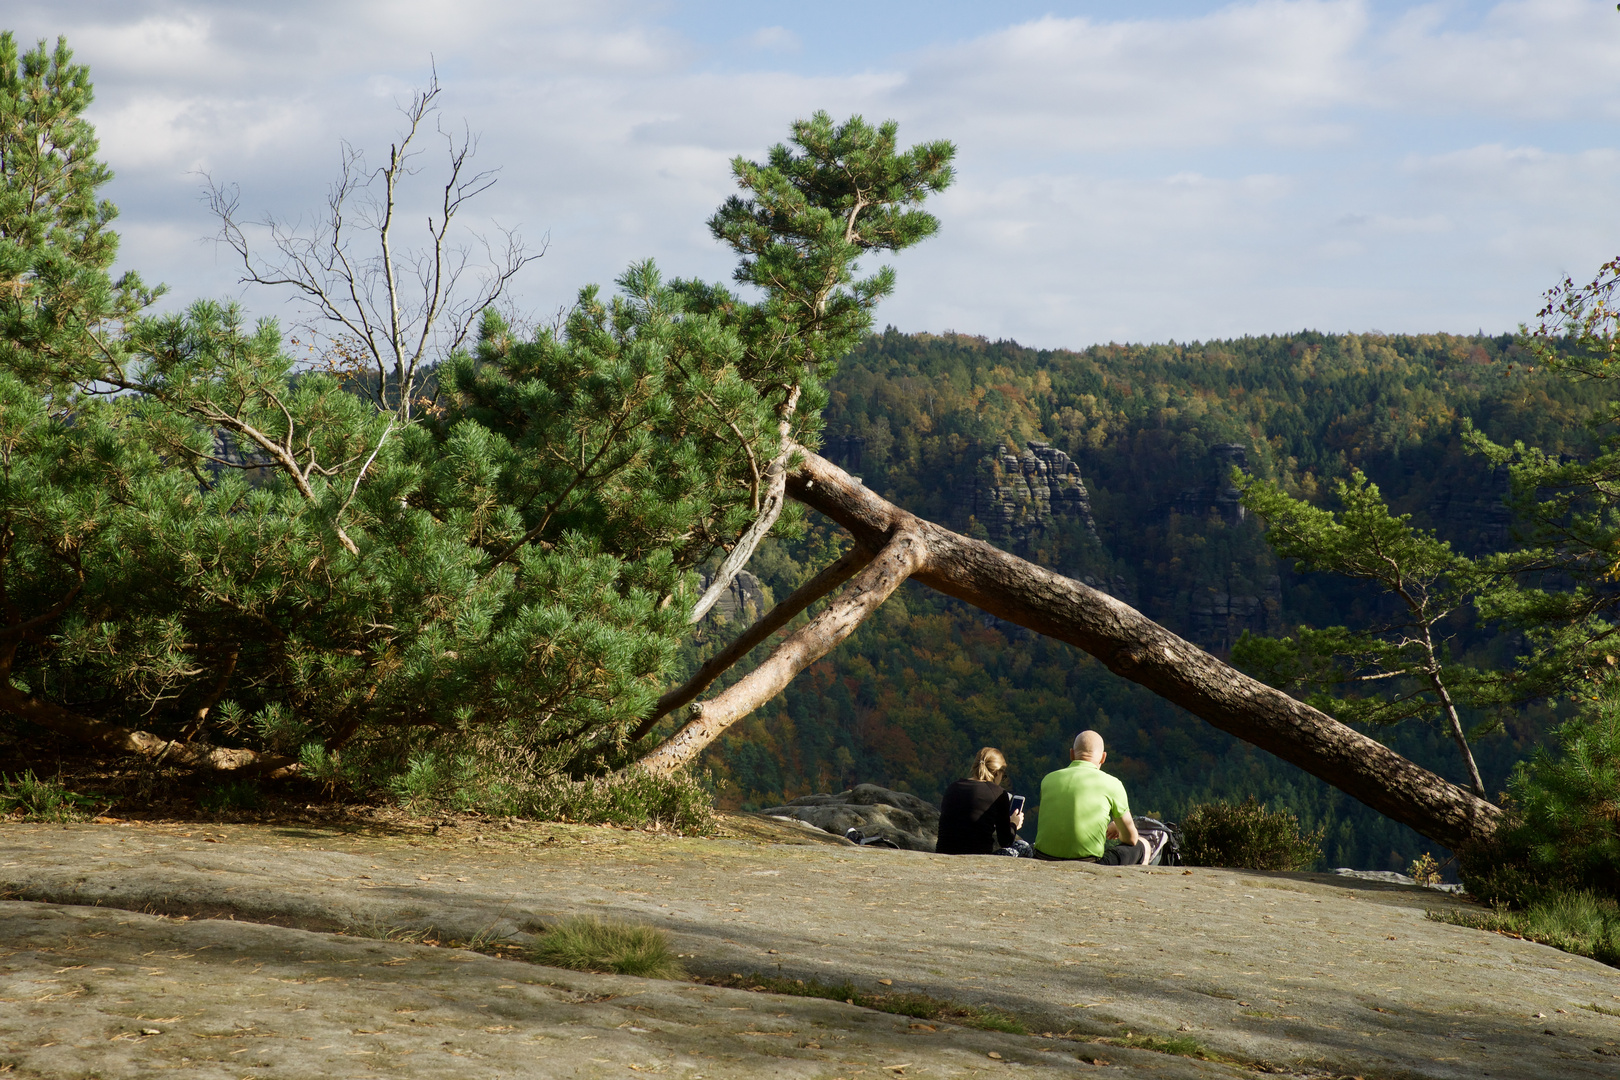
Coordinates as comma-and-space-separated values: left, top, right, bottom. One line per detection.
697, 973, 1027, 1033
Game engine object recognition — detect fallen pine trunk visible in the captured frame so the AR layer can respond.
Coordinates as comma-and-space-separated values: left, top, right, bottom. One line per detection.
641, 447, 1501, 852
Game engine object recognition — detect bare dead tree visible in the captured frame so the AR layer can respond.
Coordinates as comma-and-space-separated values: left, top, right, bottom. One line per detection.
637, 447, 1503, 853
205, 73, 542, 423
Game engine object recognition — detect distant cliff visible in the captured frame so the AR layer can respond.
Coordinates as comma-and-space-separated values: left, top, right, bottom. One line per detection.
965, 440, 1099, 549
696, 570, 768, 628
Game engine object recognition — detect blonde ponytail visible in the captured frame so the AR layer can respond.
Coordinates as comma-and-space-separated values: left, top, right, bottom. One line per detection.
972, 747, 1008, 786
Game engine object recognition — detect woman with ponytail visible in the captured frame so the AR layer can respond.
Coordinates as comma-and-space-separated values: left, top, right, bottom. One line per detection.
935, 747, 1031, 856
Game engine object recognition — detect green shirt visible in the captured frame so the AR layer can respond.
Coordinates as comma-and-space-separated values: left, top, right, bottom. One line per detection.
1033, 760, 1130, 860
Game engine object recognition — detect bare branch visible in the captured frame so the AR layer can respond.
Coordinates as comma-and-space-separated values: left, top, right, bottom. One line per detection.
201, 71, 540, 424
631, 546, 873, 742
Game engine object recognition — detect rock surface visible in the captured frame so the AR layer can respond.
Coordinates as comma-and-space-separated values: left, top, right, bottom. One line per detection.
3, 818, 1619, 1079
1333, 867, 1466, 893
695, 569, 768, 627
1173, 443, 1250, 525
967, 441, 1099, 549
756, 784, 941, 851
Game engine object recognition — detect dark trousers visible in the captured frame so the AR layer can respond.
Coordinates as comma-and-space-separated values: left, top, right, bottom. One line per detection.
1032, 839, 1153, 864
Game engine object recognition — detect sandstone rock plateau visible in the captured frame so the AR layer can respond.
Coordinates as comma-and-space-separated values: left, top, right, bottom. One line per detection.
2, 818, 1617, 1079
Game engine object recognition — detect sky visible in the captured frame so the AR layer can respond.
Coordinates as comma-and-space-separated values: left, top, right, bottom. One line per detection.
10, 0, 1620, 349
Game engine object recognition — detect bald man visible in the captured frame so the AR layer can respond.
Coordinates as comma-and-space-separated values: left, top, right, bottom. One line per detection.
1032, 730, 1157, 864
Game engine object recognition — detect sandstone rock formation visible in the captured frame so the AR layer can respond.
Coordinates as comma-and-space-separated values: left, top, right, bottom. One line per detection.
696, 569, 768, 626
967, 440, 1099, 548
1426, 462, 1514, 553
756, 783, 940, 851
820, 432, 866, 475
1173, 442, 1249, 524
1187, 575, 1283, 652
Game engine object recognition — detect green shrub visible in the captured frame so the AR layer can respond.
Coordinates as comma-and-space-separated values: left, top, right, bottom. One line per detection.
1455, 818, 1564, 909
505, 766, 715, 835
387, 751, 480, 813
1180, 796, 1322, 871
532, 916, 684, 979
0, 771, 98, 822
368, 735, 713, 835
1498, 676, 1620, 900
1457, 676, 1620, 914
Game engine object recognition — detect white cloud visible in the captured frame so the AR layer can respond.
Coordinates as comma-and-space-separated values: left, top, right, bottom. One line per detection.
1374, 0, 1620, 118
7, 1, 1619, 347
747, 26, 800, 53
894, 2, 1368, 153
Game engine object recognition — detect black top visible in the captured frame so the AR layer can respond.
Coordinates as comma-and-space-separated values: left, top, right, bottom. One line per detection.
935, 778, 1016, 854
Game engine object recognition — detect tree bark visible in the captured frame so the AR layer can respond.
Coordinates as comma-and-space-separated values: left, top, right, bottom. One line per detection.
688, 450, 791, 623
759, 448, 1499, 852
639, 524, 926, 774
0, 684, 299, 778
630, 545, 874, 743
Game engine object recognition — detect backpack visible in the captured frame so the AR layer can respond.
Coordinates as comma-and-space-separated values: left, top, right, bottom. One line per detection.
1136, 816, 1183, 867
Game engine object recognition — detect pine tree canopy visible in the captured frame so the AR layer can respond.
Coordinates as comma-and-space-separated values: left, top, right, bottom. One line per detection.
0, 34, 954, 795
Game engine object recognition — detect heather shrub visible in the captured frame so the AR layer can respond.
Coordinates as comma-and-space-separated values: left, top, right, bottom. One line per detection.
1180, 796, 1322, 871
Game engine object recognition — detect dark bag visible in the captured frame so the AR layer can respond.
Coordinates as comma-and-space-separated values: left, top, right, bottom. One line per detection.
1135, 816, 1182, 867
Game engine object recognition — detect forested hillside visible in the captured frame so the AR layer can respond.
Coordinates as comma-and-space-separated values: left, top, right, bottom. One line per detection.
698, 329, 1616, 871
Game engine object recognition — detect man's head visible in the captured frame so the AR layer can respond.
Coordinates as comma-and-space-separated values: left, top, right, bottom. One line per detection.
1071, 730, 1106, 764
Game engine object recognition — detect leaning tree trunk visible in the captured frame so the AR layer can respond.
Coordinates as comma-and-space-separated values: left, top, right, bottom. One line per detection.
629, 546, 875, 742
638, 525, 925, 774
641, 447, 1502, 853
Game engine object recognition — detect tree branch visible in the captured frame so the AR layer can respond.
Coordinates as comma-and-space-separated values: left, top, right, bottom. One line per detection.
769, 447, 1502, 852
639, 523, 925, 774
630, 545, 873, 743
688, 384, 803, 623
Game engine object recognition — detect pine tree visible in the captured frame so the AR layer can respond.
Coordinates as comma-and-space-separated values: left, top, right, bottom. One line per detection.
0, 38, 767, 792
1232, 470, 1495, 797
1509, 671, 1620, 896
0, 41, 956, 804
0, 33, 158, 392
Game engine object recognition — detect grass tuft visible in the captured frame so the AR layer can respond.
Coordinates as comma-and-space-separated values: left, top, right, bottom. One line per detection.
1428, 890, 1620, 967
339, 918, 438, 944
1, 770, 99, 822
964, 1011, 1028, 1034
532, 915, 684, 979
699, 973, 1026, 1033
